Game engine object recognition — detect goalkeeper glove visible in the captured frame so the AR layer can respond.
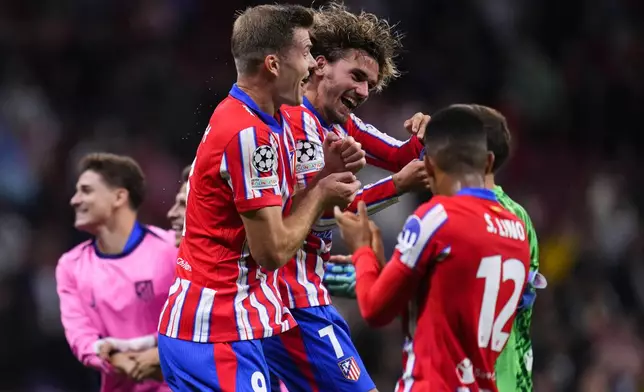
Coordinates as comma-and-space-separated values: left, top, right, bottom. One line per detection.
518, 270, 547, 311
323, 262, 356, 299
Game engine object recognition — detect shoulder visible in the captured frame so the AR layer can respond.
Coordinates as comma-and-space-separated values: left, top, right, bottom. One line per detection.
208, 96, 272, 142
145, 226, 177, 245
282, 105, 322, 137
406, 198, 451, 235
56, 240, 93, 274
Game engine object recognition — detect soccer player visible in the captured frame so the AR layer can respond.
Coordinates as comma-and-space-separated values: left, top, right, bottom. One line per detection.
156, 4, 365, 391
470, 104, 546, 392
334, 105, 531, 391
264, 4, 428, 391
56, 153, 176, 392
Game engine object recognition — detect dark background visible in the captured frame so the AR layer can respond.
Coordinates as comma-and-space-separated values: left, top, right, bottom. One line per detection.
1, 0, 643, 390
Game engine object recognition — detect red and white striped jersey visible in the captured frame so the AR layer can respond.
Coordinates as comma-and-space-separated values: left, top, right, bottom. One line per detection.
352, 188, 531, 392
277, 97, 423, 309
158, 84, 297, 343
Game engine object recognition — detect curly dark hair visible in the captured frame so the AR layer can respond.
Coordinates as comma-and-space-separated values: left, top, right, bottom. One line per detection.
468, 104, 512, 172
311, 2, 403, 92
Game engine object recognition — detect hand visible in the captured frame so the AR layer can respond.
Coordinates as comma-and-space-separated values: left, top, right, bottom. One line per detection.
392, 160, 431, 194
369, 221, 386, 269
333, 201, 372, 253
109, 352, 138, 376
317, 171, 361, 209
323, 257, 356, 298
129, 348, 163, 382
403, 112, 431, 143
98, 341, 116, 361
323, 132, 366, 174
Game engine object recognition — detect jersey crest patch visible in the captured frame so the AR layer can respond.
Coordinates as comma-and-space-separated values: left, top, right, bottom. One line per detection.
338, 356, 361, 381
252, 145, 278, 173
295, 140, 324, 174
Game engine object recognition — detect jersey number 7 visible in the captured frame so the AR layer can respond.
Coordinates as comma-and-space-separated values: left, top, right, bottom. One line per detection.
476, 255, 526, 352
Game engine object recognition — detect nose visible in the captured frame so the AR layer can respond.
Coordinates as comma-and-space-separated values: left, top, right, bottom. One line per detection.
306, 52, 316, 70
167, 204, 178, 221
70, 192, 81, 207
355, 81, 369, 100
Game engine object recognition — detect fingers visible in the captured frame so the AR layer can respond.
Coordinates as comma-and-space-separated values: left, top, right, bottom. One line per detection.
368, 220, 381, 237
333, 206, 345, 223
329, 254, 352, 263
357, 201, 368, 221
99, 342, 114, 361
329, 171, 357, 184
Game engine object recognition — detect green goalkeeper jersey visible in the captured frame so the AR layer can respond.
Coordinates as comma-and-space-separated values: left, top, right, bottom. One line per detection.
493, 185, 539, 392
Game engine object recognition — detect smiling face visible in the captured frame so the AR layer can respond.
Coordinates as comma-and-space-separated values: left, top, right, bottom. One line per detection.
315, 49, 379, 124
273, 27, 316, 107
167, 182, 187, 247
70, 170, 123, 234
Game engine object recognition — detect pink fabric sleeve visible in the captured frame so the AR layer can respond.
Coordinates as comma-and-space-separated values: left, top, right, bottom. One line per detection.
55, 253, 109, 372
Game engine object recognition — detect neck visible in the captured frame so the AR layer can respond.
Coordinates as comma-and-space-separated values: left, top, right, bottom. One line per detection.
95, 209, 137, 254
304, 82, 331, 124
237, 75, 277, 115
484, 174, 496, 190
436, 173, 486, 196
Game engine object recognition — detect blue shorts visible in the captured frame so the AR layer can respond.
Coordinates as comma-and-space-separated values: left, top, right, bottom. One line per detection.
263, 305, 375, 392
158, 334, 271, 392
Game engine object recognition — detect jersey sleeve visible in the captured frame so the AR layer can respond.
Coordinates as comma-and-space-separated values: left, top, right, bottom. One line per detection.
55, 254, 110, 372
353, 201, 450, 327
314, 176, 399, 231
345, 113, 423, 173
221, 125, 284, 213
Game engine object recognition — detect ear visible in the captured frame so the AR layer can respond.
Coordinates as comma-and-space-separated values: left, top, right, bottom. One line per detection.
314, 55, 327, 77
423, 154, 435, 178
113, 188, 130, 209
485, 151, 495, 175
264, 54, 280, 77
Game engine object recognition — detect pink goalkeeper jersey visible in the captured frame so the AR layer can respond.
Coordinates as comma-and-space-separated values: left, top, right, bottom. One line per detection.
56, 225, 177, 392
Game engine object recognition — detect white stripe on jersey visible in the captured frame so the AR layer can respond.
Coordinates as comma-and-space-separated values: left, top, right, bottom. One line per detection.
192, 287, 216, 343
158, 277, 181, 331
219, 152, 234, 190
238, 127, 262, 199
350, 113, 405, 147
234, 242, 253, 340
167, 279, 191, 338
314, 251, 331, 305
396, 338, 416, 392
295, 248, 320, 307
249, 292, 273, 338
303, 111, 323, 143
256, 267, 284, 334
273, 272, 292, 331
398, 203, 448, 269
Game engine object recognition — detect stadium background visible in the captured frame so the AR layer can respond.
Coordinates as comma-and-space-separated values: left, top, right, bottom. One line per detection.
1, 0, 643, 390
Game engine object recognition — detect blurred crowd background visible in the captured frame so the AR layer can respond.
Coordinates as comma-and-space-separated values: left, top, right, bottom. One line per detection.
1, 0, 643, 390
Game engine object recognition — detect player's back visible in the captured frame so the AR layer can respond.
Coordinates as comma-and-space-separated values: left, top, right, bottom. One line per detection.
158, 86, 297, 343
404, 190, 530, 391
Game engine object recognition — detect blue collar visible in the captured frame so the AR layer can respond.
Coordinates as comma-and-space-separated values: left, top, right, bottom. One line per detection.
303, 96, 331, 129
229, 84, 283, 133
94, 221, 146, 259
456, 187, 497, 202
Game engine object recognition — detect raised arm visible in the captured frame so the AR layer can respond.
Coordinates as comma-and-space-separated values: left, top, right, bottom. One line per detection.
345, 113, 424, 172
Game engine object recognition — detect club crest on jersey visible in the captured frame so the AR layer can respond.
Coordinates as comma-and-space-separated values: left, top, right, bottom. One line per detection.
396, 215, 421, 255
338, 357, 361, 381
295, 140, 324, 174
134, 280, 155, 302
252, 145, 278, 173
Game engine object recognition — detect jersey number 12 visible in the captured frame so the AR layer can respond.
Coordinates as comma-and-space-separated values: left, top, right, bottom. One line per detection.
476, 255, 526, 352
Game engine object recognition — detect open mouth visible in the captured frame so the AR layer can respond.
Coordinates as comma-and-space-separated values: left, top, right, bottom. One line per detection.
340, 96, 358, 110
172, 223, 183, 232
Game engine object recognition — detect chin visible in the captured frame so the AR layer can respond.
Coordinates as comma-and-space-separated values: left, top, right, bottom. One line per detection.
74, 220, 98, 234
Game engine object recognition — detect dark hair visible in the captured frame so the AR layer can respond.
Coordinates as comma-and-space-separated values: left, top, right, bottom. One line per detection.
423, 105, 489, 174
468, 104, 511, 172
78, 152, 146, 210
232, 4, 315, 75
311, 2, 402, 92
181, 165, 191, 183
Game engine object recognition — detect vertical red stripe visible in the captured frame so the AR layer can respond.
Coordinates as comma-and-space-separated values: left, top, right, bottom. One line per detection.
158, 281, 183, 335
279, 328, 320, 392
214, 343, 238, 391
177, 284, 201, 341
